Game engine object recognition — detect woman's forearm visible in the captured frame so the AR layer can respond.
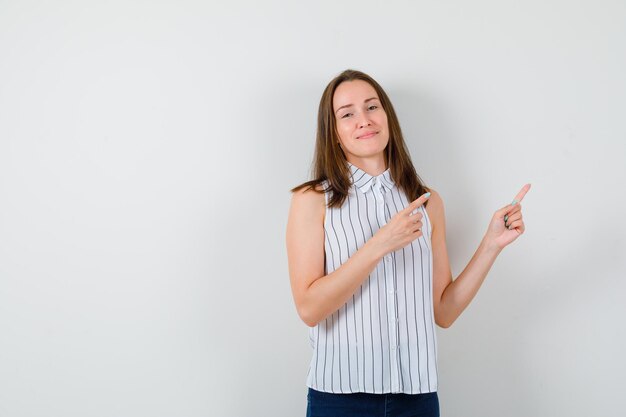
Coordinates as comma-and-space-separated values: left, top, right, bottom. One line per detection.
299, 239, 386, 327
437, 236, 502, 328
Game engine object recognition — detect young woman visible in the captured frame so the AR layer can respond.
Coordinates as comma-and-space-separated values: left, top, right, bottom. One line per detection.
286, 69, 530, 417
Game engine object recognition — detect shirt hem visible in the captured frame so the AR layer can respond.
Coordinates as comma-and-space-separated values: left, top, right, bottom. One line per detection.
306, 382, 438, 395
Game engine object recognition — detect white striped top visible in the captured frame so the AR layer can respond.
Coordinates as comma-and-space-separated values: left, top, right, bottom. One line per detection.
306, 162, 438, 394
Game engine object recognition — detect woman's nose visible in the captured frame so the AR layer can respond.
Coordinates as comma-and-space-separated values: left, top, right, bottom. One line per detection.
358, 114, 371, 128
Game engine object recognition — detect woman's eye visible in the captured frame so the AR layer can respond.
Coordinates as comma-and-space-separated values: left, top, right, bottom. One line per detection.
341, 113, 352, 118
368, 105, 378, 110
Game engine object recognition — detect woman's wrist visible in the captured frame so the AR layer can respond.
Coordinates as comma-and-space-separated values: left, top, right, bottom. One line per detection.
363, 235, 388, 262
481, 235, 504, 254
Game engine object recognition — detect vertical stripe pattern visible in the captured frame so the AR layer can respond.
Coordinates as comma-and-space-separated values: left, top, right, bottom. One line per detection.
306, 163, 438, 394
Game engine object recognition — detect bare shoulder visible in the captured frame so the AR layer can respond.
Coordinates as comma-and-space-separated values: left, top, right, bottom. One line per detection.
289, 183, 326, 224
424, 187, 445, 230
286, 184, 326, 283
290, 184, 325, 209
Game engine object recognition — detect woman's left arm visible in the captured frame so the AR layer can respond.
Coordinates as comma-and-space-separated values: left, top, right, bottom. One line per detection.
428, 184, 531, 328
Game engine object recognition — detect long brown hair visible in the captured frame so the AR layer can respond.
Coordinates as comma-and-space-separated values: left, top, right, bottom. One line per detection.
292, 69, 430, 208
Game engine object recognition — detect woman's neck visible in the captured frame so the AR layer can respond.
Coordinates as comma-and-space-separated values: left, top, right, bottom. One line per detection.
347, 156, 387, 176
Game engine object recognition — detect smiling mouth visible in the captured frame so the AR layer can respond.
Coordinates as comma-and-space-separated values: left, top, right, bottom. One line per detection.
357, 131, 378, 139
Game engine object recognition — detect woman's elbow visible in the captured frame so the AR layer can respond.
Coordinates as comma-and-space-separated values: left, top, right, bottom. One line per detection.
436, 319, 452, 329
298, 310, 316, 327
297, 305, 320, 328
435, 313, 455, 329
302, 317, 319, 328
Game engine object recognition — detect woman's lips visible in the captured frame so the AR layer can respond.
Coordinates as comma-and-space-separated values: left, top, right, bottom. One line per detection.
357, 131, 377, 139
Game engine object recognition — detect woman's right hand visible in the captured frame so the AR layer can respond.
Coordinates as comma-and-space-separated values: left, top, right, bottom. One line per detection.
369, 192, 431, 256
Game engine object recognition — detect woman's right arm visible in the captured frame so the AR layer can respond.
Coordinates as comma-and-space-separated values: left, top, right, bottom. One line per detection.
286, 187, 430, 327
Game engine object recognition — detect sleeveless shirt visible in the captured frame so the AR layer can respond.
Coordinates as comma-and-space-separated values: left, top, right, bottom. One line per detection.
305, 162, 438, 394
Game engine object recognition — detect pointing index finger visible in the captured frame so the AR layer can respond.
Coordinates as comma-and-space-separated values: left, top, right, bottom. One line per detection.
512, 183, 531, 204
405, 191, 431, 214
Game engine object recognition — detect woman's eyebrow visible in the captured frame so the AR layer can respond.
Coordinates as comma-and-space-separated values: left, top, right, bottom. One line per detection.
334, 97, 379, 114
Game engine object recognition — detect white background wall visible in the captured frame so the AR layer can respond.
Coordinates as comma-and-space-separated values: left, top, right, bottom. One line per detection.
1, 1, 625, 416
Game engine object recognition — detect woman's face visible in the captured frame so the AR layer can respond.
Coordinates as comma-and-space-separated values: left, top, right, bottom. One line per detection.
332, 79, 389, 165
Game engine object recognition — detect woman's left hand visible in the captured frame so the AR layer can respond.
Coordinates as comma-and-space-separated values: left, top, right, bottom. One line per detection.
485, 184, 531, 250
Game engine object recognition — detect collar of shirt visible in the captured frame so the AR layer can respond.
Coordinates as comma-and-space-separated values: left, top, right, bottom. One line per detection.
348, 162, 395, 194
